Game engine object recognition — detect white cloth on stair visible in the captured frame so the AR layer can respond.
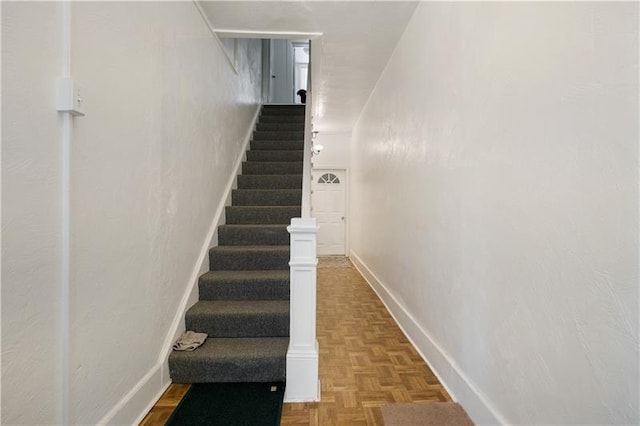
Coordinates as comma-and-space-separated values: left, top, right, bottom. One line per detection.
173, 331, 208, 351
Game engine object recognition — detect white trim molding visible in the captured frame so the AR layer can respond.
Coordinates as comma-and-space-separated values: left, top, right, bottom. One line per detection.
213, 29, 323, 40
192, 0, 239, 74
285, 218, 320, 402
349, 250, 507, 426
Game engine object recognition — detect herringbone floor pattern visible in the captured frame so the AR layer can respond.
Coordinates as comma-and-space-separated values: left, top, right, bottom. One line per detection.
140, 257, 449, 425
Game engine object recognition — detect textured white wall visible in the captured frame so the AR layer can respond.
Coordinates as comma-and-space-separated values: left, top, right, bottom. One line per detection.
68, 3, 261, 424
1, 3, 64, 424
2, 2, 262, 424
350, 3, 639, 424
312, 132, 351, 169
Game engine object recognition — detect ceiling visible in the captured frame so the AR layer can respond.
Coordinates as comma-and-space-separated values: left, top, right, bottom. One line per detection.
199, 1, 419, 133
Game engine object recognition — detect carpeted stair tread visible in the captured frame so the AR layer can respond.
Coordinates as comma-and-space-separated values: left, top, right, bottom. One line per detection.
250, 140, 304, 151
256, 123, 304, 132
242, 161, 303, 175
226, 206, 301, 225
262, 104, 305, 109
246, 150, 304, 162
199, 270, 289, 301
169, 337, 289, 383
185, 300, 289, 337
201, 269, 289, 280
209, 245, 290, 271
253, 131, 304, 140
219, 224, 289, 246
259, 115, 305, 123
232, 189, 302, 206
237, 175, 302, 189
260, 106, 305, 116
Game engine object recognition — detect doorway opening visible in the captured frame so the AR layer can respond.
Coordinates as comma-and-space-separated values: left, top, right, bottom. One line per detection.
293, 42, 309, 104
265, 39, 310, 104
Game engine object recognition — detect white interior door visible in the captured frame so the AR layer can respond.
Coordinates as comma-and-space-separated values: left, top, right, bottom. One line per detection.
311, 170, 346, 255
269, 39, 294, 103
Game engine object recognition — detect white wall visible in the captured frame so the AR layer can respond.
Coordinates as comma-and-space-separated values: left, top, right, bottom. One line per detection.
350, 3, 638, 425
2, 3, 64, 424
2, 2, 262, 424
311, 132, 351, 170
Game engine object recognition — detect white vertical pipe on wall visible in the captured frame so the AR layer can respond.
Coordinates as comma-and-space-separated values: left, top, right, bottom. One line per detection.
0, 6, 3, 425
60, 2, 71, 423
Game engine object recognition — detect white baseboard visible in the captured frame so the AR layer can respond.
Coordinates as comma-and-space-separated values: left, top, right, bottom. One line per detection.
97, 364, 165, 425
349, 250, 506, 425
98, 104, 261, 426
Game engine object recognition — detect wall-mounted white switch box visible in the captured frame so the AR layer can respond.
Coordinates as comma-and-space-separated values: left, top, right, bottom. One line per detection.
57, 77, 85, 116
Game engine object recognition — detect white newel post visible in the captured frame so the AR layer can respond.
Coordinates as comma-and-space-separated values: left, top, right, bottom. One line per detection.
285, 217, 320, 401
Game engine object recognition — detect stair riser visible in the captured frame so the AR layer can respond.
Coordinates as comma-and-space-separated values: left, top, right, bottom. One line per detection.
260, 109, 305, 117
253, 131, 304, 141
232, 190, 302, 206
250, 140, 304, 151
237, 175, 302, 189
256, 123, 304, 132
185, 313, 289, 338
250, 141, 304, 152
246, 150, 304, 162
225, 207, 301, 225
242, 162, 303, 175
199, 279, 289, 301
259, 115, 304, 124
169, 356, 285, 383
209, 249, 290, 270
219, 226, 290, 245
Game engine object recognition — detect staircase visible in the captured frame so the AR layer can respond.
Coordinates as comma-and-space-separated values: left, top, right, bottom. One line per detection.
169, 104, 305, 383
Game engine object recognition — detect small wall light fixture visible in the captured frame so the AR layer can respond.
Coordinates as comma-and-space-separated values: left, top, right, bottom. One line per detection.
311, 144, 324, 155
311, 130, 322, 156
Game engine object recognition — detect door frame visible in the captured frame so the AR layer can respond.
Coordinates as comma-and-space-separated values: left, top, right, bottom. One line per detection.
311, 166, 349, 256
262, 39, 271, 103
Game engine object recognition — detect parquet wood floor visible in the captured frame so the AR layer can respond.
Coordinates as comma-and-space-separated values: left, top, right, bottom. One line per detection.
139, 384, 189, 426
139, 258, 449, 425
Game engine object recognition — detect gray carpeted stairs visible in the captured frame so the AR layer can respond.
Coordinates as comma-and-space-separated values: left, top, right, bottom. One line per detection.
169, 104, 305, 384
